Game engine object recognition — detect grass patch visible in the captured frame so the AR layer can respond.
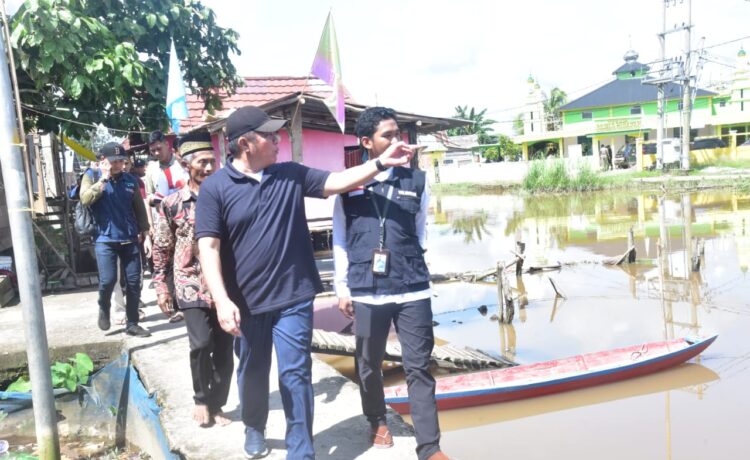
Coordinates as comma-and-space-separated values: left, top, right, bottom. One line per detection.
431, 182, 512, 195
691, 158, 750, 170
522, 160, 603, 193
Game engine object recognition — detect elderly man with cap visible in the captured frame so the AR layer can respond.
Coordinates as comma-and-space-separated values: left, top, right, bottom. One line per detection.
195, 106, 415, 459
80, 142, 151, 337
152, 131, 233, 427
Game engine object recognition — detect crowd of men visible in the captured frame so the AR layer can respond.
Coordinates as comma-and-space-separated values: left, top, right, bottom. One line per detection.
80, 106, 451, 460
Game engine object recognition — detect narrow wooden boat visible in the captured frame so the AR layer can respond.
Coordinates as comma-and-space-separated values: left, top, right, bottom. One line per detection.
384, 335, 717, 414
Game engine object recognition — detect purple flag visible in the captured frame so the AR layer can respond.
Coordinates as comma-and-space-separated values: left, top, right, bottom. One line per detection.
311, 13, 345, 133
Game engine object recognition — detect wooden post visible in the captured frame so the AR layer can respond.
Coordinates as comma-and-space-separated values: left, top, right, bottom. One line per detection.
691, 237, 704, 272
627, 227, 636, 263
290, 102, 303, 164
515, 241, 526, 276
496, 262, 504, 323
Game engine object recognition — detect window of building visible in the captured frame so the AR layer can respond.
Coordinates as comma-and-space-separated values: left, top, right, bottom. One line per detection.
630, 105, 642, 115
672, 128, 681, 138
719, 100, 727, 107
530, 112, 534, 120
678, 102, 684, 111
582, 111, 592, 120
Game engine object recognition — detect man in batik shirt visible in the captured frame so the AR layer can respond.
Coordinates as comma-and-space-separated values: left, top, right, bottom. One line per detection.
152, 131, 233, 427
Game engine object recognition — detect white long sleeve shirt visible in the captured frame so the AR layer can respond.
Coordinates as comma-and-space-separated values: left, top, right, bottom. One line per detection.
332, 168, 431, 305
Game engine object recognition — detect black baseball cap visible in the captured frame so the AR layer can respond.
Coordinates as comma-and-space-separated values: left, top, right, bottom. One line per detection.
99, 142, 127, 161
133, 159, 146, 168
225, 106, 287, 141
148, 130, 166, 145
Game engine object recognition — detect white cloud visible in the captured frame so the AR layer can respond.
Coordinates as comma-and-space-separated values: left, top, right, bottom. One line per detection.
202, 0, 750, 134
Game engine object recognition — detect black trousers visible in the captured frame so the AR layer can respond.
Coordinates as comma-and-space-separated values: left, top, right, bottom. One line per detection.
182, 306, 234, 413
353, 298, 441, 460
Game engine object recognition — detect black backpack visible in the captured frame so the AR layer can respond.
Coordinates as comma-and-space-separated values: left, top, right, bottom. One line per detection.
70, 169, 100, 237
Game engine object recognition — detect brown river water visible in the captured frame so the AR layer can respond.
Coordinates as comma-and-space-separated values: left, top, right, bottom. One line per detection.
321, 190, 750, 460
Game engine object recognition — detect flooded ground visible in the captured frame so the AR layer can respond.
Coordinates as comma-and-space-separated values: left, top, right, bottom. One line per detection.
337, 190, 750, 460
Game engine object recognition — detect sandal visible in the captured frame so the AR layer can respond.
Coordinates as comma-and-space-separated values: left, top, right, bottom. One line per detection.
169, 311, 184, 323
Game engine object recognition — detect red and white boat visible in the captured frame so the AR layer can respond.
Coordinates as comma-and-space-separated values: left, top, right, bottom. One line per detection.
384, 335, 717, 414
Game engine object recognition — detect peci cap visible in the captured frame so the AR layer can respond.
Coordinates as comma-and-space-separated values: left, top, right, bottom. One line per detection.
148, 130, 166, 145
225, 106, 287, 141
99, 142, 128, 161
178, 131, 213, 160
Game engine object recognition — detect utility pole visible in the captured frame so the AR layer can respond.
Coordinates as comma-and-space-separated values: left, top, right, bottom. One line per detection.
0, 8, 61, 460
656, 0, 667, 170
681, 0, 692, 170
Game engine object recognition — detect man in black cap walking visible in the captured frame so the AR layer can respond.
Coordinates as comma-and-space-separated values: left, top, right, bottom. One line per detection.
80, 142, 151, 337
196, 106, 415, 459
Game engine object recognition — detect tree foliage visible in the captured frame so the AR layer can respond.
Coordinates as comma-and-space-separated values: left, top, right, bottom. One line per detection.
543, 87, 567, 131
482, 134, 521, 162
448, 105, 497, 144
10, 0, 242, 138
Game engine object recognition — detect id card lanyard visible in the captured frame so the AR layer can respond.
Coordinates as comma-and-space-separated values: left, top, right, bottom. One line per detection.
370, 183, 394, 249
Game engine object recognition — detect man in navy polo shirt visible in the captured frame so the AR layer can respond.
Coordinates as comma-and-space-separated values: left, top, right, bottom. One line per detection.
196, 106, 414, 459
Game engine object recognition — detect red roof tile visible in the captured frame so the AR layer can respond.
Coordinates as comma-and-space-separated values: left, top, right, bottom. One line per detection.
180, 76, 352, 132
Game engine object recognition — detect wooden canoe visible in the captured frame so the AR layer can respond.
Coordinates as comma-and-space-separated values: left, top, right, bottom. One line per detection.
384, 335, 717, 414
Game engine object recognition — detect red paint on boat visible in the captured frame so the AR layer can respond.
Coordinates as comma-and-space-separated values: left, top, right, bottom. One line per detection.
384, 335, 717, 414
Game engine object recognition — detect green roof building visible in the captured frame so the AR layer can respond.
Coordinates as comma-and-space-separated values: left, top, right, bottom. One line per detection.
514, 49, 750, 168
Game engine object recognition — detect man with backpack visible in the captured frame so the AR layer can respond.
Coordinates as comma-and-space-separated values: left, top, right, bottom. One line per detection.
80, 142, 151, 337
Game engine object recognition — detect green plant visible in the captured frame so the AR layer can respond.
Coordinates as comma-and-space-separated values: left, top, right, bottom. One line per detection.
10, 0, 241, 138
522, 160, 602, 193
4, 353, 94, 393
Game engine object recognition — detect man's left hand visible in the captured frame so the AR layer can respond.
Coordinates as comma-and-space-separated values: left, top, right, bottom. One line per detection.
143, 234, 152, 258
377, 141, 413, 168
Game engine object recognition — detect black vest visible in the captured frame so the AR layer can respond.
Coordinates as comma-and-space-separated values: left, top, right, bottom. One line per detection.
341, 167, 431, 297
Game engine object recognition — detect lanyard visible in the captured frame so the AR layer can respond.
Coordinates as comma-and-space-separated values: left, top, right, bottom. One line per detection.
369, 183, 393, 249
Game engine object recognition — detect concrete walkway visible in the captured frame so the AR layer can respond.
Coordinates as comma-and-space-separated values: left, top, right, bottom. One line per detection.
0, 284, 419, 459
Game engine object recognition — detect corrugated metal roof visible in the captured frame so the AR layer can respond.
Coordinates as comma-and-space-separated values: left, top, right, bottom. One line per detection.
181, 76, 353, 131
560, 78, 716, 111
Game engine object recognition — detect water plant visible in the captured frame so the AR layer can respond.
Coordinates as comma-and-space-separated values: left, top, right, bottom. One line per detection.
522, 160, 602, 193
4, 353, 94, 393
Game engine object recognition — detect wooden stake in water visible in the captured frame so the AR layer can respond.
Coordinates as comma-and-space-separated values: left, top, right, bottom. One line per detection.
627, 227, 636, 264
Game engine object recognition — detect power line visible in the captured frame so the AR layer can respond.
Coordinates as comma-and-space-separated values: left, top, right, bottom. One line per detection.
21, 104, 151, 135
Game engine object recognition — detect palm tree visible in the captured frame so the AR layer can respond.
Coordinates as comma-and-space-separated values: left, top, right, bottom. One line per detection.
448, 106, 497, 143
543, 87, 568, 131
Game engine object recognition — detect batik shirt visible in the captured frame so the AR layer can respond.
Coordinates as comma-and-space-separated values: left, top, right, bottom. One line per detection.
152, 185, 212, 309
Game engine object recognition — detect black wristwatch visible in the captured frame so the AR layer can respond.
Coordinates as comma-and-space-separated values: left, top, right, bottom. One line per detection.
374, 158, 387, 172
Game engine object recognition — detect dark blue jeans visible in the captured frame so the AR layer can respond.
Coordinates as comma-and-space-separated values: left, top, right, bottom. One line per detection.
354, 298, 441, 460
235, 298, 315, 460
95, 241, 142, 328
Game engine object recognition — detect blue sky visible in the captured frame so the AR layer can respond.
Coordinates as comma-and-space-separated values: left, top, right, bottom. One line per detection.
201, 0, 750, 134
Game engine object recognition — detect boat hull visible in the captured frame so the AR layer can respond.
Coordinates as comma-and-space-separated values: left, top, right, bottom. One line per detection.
384, 335, 717, 414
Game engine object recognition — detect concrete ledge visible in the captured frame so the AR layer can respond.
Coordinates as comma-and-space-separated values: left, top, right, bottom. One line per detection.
0, 284, 420, 459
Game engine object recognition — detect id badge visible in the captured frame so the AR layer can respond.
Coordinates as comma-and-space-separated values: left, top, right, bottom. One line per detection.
372, 248, 390, 276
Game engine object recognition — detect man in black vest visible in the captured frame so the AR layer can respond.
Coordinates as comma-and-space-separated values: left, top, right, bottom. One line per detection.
333, 107, 449, 460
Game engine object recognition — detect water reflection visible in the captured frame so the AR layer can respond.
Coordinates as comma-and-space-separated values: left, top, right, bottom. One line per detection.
449, 210, 491, 243
427, 190, 750, 459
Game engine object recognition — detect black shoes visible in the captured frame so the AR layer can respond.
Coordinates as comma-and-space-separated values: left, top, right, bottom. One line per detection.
98, 309, 111, 331
125, 324, 151, 337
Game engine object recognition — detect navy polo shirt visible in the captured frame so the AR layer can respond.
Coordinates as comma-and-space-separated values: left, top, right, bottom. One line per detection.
195, 160, 330, 315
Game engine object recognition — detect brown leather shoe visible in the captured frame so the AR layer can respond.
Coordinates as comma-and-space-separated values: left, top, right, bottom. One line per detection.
370, 424, 393, 449
427, 451, 451, 460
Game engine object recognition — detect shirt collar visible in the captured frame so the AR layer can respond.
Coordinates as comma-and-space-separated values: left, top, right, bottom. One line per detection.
226, 158, 274, 182
178, 185, 196, 202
